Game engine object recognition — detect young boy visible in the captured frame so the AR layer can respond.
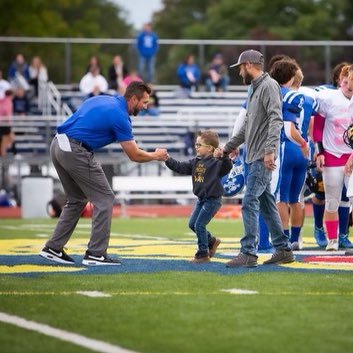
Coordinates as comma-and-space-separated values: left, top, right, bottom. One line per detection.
165, 130, 232, 263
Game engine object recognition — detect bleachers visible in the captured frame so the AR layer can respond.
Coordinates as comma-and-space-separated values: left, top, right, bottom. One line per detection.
2, 85, 246, 172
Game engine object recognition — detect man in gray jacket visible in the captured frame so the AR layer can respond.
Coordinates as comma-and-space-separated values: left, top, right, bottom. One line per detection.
220, 49, 294, 267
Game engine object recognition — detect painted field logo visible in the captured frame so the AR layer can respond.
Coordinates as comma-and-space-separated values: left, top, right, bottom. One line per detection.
0, 237, 353, 274
304, 255, 353, 266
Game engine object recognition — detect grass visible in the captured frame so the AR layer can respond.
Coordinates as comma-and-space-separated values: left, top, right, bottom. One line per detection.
0, 217, 352, 353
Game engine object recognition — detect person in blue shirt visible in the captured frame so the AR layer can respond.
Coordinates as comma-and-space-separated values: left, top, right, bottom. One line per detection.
176, 54, 200, 94
136, 23, 159, 83
40, 81, 168, 266
270, 60, 310, 250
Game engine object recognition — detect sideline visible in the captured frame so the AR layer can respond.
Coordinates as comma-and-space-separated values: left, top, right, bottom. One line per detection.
0, 312, 138, 353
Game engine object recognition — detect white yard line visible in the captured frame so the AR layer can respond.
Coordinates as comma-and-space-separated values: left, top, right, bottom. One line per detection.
76, 291, 112, 297
0, 312, 137, 353
221, 288, 258, 295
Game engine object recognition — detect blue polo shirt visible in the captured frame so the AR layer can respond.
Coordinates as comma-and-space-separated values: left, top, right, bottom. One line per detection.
57, 95, 134, 151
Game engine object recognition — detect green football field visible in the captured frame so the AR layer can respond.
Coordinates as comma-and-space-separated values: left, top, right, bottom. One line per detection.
1, 217, 353, 353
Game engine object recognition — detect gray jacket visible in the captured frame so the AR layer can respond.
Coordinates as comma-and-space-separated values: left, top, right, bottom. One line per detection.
224, 72, 283, 163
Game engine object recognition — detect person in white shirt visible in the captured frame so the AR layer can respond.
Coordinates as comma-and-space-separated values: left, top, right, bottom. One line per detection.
315, 65, 353, 251
79, 65, 108, 97
29, 56, 48, 96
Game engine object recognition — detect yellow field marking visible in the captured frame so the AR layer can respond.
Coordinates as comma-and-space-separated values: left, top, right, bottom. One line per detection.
0, 265, 84, 274
1, 237, 353, 273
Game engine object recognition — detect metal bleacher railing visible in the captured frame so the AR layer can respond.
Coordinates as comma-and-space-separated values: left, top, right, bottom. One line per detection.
2, 36, 353, 84
0, 81, 248, 200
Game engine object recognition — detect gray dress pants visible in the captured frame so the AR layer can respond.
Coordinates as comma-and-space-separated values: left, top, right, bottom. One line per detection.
46, 136, 115, 256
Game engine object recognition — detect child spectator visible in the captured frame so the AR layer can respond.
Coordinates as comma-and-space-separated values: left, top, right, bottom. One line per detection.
165, 130, 232, 263
13, 87, 30, 115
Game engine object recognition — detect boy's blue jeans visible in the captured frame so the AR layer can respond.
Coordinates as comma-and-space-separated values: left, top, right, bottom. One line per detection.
241, 160, 291, 256
189, 197, 222, 253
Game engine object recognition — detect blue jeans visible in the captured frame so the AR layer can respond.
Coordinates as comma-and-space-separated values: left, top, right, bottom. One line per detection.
138, 55, 155, 83
189, 197, 222, 253
241, 160, 290, 256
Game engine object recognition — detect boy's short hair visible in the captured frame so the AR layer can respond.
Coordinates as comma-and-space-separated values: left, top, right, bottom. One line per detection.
198, 130, 220, 149
269, 60, 299, 85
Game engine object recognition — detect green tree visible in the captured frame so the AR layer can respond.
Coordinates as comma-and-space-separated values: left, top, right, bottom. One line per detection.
0, 0, 133, 82
154, 0, 353, 84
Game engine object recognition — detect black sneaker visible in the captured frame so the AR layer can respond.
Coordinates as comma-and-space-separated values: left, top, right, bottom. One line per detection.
40, 246, 75, 265
82, 252, 121, 266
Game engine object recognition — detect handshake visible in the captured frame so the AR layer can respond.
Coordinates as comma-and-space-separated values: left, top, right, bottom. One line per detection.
154, 148, 169, 161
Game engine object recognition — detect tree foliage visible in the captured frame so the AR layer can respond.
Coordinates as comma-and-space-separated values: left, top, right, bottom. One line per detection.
153, 0, 353, 84
0, 0, 133, 82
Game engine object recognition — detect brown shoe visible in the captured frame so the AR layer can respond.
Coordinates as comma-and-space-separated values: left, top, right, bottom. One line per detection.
263, 249, 295, 265
190, 250, 210, 264
226, 253, 258, 268
209, 238, 221, 258
190, 256, 210, 264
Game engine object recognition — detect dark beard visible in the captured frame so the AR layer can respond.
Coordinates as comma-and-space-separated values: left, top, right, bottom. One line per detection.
243, 72, 252, 85
132, 108, 139, 116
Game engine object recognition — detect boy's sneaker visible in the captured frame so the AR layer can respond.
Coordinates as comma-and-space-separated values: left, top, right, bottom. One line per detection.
326, 239, 339, 251
314, 226, 328, 247
339, 234, 353, 249
208, 237, 221, 258
226, 253, 258, 268
190, 250, 210, 264
263, 249, 295, 265
40, 246, 75, 265
82, 252, 121, 266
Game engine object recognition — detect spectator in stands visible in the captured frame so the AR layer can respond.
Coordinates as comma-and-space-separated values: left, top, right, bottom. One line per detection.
107, 55, 128, 92
138, 86, 160, 116
136, 22, 159, 83
39, 81, 168, 266
8, 53, 30, 91
86, 55, 102, 74
0, 69, 11, 100
29, 56, 48, 97
79, 65, 108, 98
176, 54, 200, 95
12, 87, 30, 115
120, 70, 143, 94
0, 70, 15, 156
165, 130, 232, 263
205, 53, 229, 92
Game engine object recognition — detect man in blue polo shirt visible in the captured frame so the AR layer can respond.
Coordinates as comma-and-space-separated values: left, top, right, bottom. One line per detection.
40, 81, 168, 266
